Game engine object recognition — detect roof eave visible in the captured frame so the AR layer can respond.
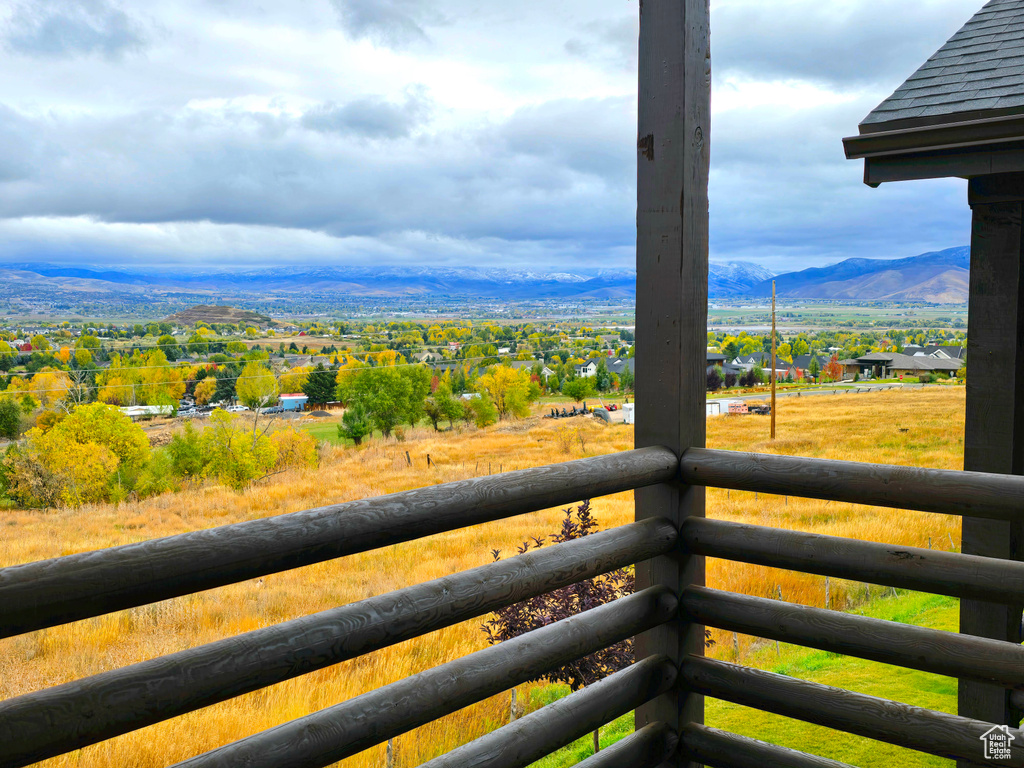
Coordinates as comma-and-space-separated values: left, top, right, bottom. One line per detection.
844, 113, 1024, 161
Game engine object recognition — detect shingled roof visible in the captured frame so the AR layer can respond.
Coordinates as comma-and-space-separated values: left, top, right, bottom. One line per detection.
862, 0, 1024, 132
843, 0, 1024, 185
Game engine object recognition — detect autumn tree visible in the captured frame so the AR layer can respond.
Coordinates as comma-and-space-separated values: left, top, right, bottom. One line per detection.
476, 366, 535, 420
824, 354, 843, 383
483, 501, 633, 755
199, 410, 276, 490
194, 377, 218, 405
236, 361, 279, 411
3, 403, 150, 507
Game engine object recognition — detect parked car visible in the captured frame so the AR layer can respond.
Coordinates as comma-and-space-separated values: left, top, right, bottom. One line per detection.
226, 405, 250, 412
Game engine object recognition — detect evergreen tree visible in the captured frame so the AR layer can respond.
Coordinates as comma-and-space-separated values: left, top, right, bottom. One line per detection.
302, 363, 336, 408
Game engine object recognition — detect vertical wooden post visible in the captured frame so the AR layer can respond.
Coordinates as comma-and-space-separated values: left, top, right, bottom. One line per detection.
634, 1, 710, 765
959, 173, 1024, 755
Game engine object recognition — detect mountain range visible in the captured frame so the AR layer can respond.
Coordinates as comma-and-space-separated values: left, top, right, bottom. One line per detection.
0, 261, 773, 301
747, 246, 970, 303
0, 248, 972, 305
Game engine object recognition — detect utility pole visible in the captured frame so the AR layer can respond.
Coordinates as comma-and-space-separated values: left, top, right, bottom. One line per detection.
771, 280, 777, 440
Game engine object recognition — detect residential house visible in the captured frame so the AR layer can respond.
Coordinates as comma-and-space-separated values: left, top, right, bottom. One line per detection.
509, 360, 556, 378
574, 360, 599, 378
607, 358, 635, 377
789, 354, 831, 381
854, 352, 961, 379
903, 345, 965, 361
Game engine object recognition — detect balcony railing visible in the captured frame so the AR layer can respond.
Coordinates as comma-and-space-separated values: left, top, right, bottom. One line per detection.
3, 446, 1024, 767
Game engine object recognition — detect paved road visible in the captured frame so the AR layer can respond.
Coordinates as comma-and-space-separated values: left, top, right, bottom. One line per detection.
709, 382, 935, 404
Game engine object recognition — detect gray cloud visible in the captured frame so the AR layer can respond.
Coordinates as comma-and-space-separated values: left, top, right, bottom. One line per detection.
3, 0, 147, 59
329, 0, 442, 47
0, 0, 987, 273
302, 86, 433, 140
712, 0, 980, 87
564, 16, 638, 72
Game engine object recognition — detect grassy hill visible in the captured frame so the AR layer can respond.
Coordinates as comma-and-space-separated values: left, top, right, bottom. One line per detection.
164, 304, 272, 327
0, 387, 965, 767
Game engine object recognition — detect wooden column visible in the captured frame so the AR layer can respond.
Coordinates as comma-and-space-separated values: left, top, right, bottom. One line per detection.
960, 172, 1024, 748
634, 1, 710, 766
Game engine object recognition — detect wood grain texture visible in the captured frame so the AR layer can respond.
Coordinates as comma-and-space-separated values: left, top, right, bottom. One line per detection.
682, 586, 1024, 689
682, 517, 1024, 604
170, 587, 678, 768
961, 184, 1024, 739
682, 656, 1024, 766
681, 723, 857, 768
680, 447, 1024, 522
573, 723, 678, 768
0, 447, 677, 639
418, 654, 676, 768
0, 519, 676, 768
634, 0, 710, 764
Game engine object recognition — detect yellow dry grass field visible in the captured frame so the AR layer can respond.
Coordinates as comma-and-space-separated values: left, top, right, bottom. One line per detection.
0, 388, 965, 766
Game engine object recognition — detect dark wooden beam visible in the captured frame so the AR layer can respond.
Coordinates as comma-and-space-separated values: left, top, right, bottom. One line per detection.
960, 173, 1024, 742
0, 447, 677, 638
417, 655, 676, 768
863, 144, 1024, 186
682, 656, 1024, 766
683, 586, 1024, 690
680, 447, 1024, 521
682, 517, 1024, 604
681, 723, 857, 768
575, 723, 678, 768
170, 588, 677, 768
634, 0, 711, 764
0, 519, 676, 768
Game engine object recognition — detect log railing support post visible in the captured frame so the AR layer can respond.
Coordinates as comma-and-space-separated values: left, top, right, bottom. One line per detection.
959, 173, 1024, 760
634, 0, 710, 765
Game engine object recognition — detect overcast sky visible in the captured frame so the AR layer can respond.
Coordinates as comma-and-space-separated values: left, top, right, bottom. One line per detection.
0, 0, 984, 273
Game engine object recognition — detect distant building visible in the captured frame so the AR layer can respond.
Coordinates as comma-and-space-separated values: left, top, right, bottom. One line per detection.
280, 393, 309, 411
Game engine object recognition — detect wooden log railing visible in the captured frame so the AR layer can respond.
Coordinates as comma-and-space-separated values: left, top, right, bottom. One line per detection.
0, 518, 676, 765
0, 446, 678, 638
7, 446, 1024, 768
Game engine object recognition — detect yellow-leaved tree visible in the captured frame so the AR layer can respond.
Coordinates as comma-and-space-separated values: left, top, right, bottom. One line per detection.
3, 403, 150, 507
235, 362, 278, 410
476, 366, 537, 420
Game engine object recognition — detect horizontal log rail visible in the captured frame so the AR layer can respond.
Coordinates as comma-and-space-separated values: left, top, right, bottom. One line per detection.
572, 722, 677, 768
0, 518, 676, 768
681, 723, 856, 768
682, 586, 1024, 690
681, 447, 1024, 521
682, 517, 1024, 604
419, 654, 676, 768
0, 446, 677, 638
171, 587, 678, 768
682, 656, 1024, 766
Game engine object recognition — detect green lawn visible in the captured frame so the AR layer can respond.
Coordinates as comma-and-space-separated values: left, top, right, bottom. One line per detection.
529, 591, 958, 767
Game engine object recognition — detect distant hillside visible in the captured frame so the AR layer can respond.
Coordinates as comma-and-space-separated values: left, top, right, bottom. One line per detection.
709, 262, 776, 297
165, 305, 272, 327
2, 261, 772, 302
748, 247, 970, 303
